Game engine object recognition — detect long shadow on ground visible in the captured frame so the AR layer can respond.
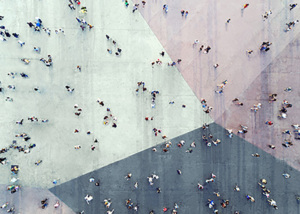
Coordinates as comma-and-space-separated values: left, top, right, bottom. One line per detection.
50, 123, 300, 214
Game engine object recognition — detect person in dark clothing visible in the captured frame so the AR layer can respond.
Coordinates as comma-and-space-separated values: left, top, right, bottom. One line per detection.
27, 22, 34, 27
12, 33, 19, 38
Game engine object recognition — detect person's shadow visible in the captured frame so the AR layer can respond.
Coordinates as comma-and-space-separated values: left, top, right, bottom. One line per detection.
241, 8, 244, 17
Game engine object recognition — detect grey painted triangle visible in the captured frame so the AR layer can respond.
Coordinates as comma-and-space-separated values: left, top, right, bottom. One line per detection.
50, 122, 300, 214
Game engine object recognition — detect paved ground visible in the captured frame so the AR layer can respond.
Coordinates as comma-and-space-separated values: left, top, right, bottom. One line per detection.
216, 33, 300, 170
0, 185, 74, 214
0, 0, 212, 189
51, 123, 300, 214
0, 0, 300, 213
134, 0, 300, 170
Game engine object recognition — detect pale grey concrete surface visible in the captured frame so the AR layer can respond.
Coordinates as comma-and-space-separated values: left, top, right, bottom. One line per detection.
0, 185, 75, 214
0, 0, 212, 189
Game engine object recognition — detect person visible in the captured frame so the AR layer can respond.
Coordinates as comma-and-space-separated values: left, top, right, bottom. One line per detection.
0, 158, 7, 165
243, 4, 249, 9
7, 207, 14, 212
260, 42, 272, 51
268, 144, 276, 149
285, 87, 292, 92
81, 6, 87, 13
163, 4, 168, 13
4, 30, 10, 37
265, 121, 273, 125
208, 199, 214, 208
246, 195, 255, 202
69, 3, 76, 10
84, 195, 93, 204
35, 160, 42, 165
34, 87, 41, 93
185, 11, 188, 17
268, 199, 278, 209
21, 58, 30, 64
18, 40, 25, 47
234, 185, 240, 191
213, 192, 220, 197
65, 86, 74, 93
204, 46, 211, 53
0, 202, 8, 209
12, 33, 19, 38
290, 3, 297, 10
41, 198, 48, 209
27, 22, 34, 27
20, 73, 29, 78
54, 201, 60, 208
133, 4, 138, 12
283, 173, 290, 178
125, 173, 132, 180
104, 199, 112, 208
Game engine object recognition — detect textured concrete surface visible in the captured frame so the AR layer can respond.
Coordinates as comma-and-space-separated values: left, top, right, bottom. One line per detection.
0, 0, 212, 189
134, 0, 300, 170
216, 32, 300, 171
0, 185, 74, 214
1, 0, 300, 213
51, 123, 300, 214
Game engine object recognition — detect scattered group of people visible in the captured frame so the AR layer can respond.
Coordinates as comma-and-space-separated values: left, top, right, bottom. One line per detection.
75, 17, 93, 31
260, 41, 272, 52
215, 80, 228, 94
106, 35, 122, 56
102, 107, 118, 128
0, 23, 21, 42
1, 0, 300, 213
40, 54, 53, 67
201, 98, 213, 114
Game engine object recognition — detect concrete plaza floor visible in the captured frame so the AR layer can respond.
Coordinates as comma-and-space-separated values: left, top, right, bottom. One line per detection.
134, 0, 300, 170
51, 123, 300, 214
0, 0, 212, 189
0, 0, 300, 213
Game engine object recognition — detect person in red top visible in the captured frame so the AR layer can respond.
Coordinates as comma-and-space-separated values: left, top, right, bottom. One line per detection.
265, 121, 273, 125
243, 4, 249, 9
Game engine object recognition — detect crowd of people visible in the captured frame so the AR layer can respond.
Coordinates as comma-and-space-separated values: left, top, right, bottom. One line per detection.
0, 0, 299, 213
